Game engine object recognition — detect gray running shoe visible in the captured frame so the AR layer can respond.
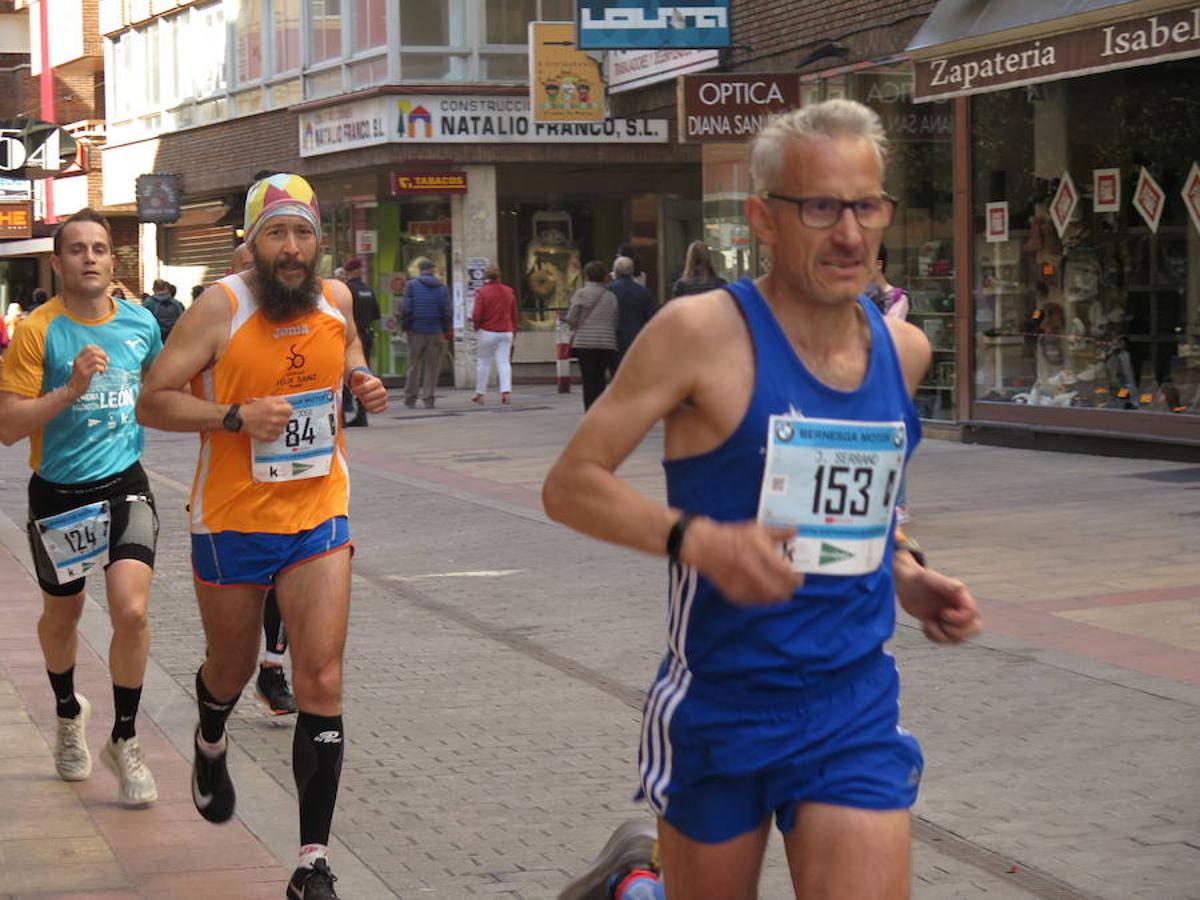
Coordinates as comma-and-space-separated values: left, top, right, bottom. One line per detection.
102, 735, 158, 806
55, 693, 92, 781
559, 819, 659, 900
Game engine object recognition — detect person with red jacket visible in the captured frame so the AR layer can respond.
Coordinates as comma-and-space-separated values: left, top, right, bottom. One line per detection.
470, 265, 519, 404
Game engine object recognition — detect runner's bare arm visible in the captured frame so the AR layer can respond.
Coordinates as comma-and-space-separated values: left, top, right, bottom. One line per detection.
0, 344, 108, 445
329, 279, 387, 413
885, 317, 933, 396
136, 285, 290, 438
543, 296, 801, 604
884, 316, 981, 641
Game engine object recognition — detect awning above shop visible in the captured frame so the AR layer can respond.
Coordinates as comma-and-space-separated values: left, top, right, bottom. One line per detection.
0, 237, 53, 257
907, 0, 1200, 101
909, 0, 1141, 54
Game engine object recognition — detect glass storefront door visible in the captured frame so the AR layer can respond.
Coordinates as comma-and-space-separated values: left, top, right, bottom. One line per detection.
971, 58, 1200, 419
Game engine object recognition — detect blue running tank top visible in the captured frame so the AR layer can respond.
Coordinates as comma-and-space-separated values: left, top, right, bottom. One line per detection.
661, 277, 920, 701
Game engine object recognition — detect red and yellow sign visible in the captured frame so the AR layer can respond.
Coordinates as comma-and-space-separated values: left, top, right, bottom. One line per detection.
0, 201, 33, 238
530, 22, 604, 123
390, 171, 468, 195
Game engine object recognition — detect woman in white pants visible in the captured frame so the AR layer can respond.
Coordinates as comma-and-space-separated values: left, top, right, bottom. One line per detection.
470, 265, 519, 404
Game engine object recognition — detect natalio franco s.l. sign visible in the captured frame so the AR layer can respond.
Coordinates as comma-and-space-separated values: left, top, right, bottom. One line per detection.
577, 0, 730, 50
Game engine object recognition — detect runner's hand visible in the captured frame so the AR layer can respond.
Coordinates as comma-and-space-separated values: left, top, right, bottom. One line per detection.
66, 345, 108, 400
682, 518, 803, 605
240, 396, 294, 442
350, 370, 388, 413
894, 559, 982, 644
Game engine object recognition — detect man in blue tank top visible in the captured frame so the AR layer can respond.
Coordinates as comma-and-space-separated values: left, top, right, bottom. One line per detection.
545, 99, 981, 898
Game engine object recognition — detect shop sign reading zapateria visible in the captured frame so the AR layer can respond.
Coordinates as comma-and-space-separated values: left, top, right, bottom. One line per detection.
299, 95, 668, 157
913, 5, 1200, 102
677, 73, 800, 143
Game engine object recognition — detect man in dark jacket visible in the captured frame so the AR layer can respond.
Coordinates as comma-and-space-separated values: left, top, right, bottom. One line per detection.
609, 256, 656, 366
342, 258, 381, 426
143, 279, 185, 343
402, 258, 451, 408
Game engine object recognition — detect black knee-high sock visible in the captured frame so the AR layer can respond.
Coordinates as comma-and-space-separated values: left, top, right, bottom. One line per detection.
263, 590, 287, 656
293, 711, 344, 847
48, 667, 81, 718
196, 667, 239, 744
111, 683, 142, 742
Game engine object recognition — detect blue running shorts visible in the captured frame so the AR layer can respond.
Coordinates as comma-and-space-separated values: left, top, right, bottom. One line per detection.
192, 516, 351, 588
638, 650, 923, 844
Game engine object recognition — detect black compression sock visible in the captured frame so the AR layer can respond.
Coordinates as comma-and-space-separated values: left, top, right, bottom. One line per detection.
48, 667, 81, 719
196, 667, 239, 744
111, 683, 142, 742
293, 711, 345, 846
263, 590, 287, 655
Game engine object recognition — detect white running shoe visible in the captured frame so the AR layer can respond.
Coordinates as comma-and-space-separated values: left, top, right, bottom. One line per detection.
54, 693, 92, 782
102, 735, 158, 806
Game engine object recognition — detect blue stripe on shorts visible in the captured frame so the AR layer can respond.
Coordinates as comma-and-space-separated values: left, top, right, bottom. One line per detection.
191, 516, 350, 587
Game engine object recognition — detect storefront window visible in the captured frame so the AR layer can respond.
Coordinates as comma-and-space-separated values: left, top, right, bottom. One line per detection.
273, 0, 301, 72
972, 58, 1200, 417
399, 53, 469, 81
309, 0, 343, 63
700, 142, 754, 281
400, 0, 466, 46
353, 0, 386, 50
852, 67, 956, 421
486, 0, 536, 44
235, 0, 264, 84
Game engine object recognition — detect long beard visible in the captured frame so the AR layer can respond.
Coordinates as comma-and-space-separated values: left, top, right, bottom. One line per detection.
253, 252, 319, 321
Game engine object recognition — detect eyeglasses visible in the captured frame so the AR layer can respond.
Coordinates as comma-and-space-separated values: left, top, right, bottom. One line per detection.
763, 192, 897, 229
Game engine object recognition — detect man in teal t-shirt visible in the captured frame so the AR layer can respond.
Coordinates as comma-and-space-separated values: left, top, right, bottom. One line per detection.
0, 208, 163, 808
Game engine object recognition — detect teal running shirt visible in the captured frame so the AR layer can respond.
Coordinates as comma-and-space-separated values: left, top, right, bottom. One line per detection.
0, 296, 162, 484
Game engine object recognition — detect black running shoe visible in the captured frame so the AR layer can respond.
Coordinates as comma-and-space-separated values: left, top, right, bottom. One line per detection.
191, 727, 236, 823
255, 664, 298, 716
287, 859, 339, 899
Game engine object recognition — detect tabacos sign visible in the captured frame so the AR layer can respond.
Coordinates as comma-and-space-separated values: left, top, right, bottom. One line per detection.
914, 5, 1200, 102
677, 73, 800, 143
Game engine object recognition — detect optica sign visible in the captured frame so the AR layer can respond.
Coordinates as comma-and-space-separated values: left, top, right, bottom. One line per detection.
677, 73, 800, 143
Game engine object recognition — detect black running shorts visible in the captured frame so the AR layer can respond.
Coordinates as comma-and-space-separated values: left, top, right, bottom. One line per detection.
27, 462, 159, 597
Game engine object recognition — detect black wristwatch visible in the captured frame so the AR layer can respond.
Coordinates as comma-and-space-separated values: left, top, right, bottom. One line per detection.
222, 403, 243, 433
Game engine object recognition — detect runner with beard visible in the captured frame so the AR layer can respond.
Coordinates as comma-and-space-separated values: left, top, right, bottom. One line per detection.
229, 238, 298, 718
137, 174, 387, 899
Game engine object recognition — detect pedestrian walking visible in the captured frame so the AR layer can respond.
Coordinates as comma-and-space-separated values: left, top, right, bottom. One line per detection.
609, 256, 656, 366
0, 208, 163, 808
136, 173, 388, 899
543, 100, 981, 899
670, 241, 727, 299
343, 257, 381, 426
470, 264, 518, 404
867, 243, 912, 522
143, 278, 184, 343
565, 260, 619, 410
402, 258, 451, 409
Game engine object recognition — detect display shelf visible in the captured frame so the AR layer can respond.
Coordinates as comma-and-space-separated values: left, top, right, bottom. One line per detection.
919, 384, 954, 391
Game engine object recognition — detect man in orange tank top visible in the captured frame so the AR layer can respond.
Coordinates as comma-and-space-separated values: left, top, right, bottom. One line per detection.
137, 173, 387, 900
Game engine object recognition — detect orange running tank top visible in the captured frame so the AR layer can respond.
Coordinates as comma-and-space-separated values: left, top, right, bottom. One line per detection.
189, 273, 349, 535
